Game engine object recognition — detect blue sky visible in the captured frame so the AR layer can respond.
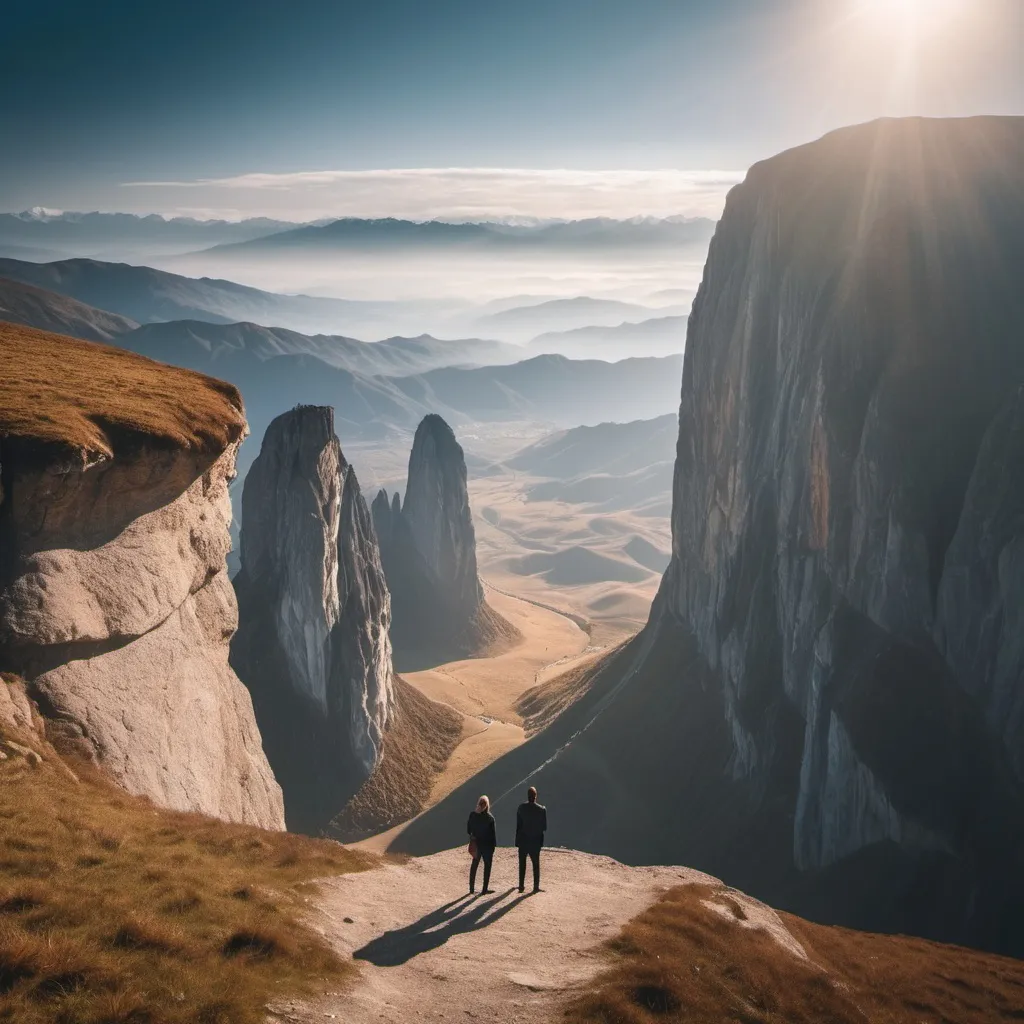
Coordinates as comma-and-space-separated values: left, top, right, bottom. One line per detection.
3, 0, 1021, 219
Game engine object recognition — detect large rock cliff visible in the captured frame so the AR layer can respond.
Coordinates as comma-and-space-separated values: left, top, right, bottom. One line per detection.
0, 322, 284, 829
392, 117, 1024, 952
659, 116, 1024, 892
231, 406, 395, 831
372, 414, 517, 667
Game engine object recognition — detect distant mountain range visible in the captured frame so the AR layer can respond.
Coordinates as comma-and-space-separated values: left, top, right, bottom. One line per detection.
473, 297, 686, 343
0, 274, 519, 376
386, 354, 681, 429
0, 274, 683, 496
0, 212, 718, 266
528, 314, 687, 359
123, 321, 521, 377
0, 256, 400, 336
0, 211, 300, 260
0, 254, 694, 352
197, 215, 717, 256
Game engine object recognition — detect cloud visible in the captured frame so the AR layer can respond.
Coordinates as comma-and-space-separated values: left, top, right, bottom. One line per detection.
121, 167, 744, 222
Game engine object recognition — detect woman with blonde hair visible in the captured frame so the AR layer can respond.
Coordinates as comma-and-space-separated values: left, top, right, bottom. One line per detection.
466, 794, 497, 894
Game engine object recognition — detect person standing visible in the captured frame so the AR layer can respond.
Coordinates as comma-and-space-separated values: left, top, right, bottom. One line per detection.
515, 786, 547, 893
467, 795, 497, 894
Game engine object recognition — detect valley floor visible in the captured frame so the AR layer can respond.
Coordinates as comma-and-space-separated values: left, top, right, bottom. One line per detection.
357, 586, 610, 852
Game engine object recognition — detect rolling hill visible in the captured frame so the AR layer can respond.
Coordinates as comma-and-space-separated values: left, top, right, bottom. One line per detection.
390, 354, 682, 427
524, 461, 674, 514
0, 275, 522, 377
0, 256, 395, 335
475, 297, 684, 340
0, 276, 138, 342
507, 414, 678, 477
528, 314, 687, 359
122, 321, 521, 376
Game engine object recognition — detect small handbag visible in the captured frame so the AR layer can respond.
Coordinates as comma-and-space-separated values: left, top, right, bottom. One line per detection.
468, 837, 479, 858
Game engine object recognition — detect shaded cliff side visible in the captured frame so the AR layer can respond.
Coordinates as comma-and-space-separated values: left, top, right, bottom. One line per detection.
372, 414, 519, 668
393, 117, 1024, 953
0, 322, 284, 829
231, 406, 396, 831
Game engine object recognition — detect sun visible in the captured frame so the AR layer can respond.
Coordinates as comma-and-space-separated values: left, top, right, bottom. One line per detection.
857, 0, 966, 33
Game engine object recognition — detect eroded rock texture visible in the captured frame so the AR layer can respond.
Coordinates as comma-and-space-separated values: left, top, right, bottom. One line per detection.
231, 406, 394, 831
372, 414, 516, 667
0, 422, 284, 830
640, 116, 1024, 946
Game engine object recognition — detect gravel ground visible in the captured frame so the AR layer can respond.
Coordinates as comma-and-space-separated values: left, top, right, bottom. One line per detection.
281, 846, 717, 1023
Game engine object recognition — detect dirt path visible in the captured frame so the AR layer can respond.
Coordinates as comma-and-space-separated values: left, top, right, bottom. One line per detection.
281, 848, 718, 1024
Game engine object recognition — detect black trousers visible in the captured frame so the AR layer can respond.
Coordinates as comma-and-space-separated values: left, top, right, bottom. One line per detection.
470, 846, 494, 891
518, 845, 541, 890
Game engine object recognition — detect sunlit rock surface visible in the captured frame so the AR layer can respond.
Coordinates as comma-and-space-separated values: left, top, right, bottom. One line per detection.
232, 405, 394, 830
0, 334, 284, 829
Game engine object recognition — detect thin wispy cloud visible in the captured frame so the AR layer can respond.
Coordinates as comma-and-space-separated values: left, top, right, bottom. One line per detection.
121, 167, 744, 222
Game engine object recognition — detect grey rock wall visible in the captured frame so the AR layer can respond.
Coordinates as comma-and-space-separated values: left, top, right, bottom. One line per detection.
373, 414, 515, 667
232, 405, 394, 830
403, 414, 484, 617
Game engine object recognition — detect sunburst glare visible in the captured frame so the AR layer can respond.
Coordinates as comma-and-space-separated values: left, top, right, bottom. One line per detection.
856, 0, 967, 34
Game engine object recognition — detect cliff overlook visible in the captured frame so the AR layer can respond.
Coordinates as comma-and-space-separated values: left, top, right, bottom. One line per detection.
0, 321, 283, 828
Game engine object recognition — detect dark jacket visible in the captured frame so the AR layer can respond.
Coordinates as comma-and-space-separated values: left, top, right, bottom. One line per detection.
515, 801, 547, 849
467, 810, 497, 850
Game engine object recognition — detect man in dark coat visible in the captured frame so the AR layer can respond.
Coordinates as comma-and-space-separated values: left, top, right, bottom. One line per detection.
515, 785, 547, 893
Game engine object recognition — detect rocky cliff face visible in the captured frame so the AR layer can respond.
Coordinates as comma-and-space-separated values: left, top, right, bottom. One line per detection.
403, 414, 485, 616
0, 322, 284, 829
393, 118, 1024, 953
646, 117, 1024, 943
372, 414, 515, 667
231, 406, 394, 831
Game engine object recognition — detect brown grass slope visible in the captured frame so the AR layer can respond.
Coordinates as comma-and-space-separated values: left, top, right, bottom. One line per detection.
0, 684, 373, 1024
0, 321, 245, 460
516, 642, 627, 737
329, 677, 463, 841
567, 883, 1024, 1024
0, 276, 139, 344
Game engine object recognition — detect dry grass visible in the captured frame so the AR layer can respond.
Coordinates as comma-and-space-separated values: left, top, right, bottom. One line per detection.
0, 712, 373, 1024
329, 677, 463, 841
0, 321, 245, 459
516, 643, 626, 736
566, 883, 1024, 1024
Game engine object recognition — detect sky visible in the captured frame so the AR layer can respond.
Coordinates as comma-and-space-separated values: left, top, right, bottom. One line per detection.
2, 0, 1021, 221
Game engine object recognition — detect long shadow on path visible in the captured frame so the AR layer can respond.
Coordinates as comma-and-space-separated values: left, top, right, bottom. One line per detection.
354, 889, 531, 967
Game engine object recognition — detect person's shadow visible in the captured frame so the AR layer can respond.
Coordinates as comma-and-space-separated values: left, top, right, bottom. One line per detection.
353, 889, 529, 966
